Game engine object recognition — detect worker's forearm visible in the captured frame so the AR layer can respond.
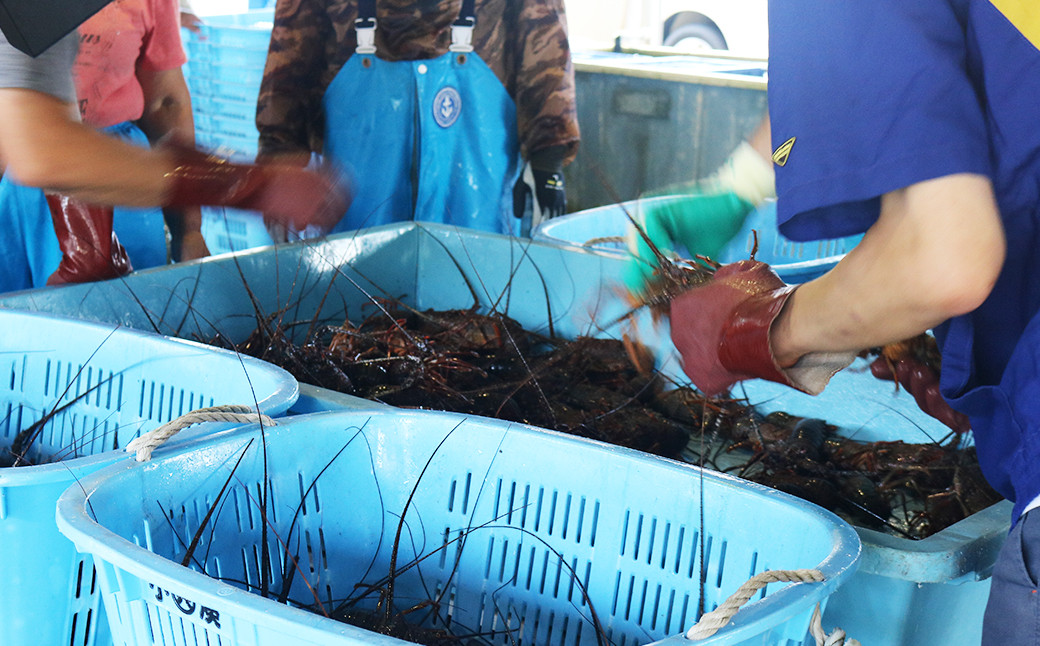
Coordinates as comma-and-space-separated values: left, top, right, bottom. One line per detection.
27, 125, 175, 205
137, 68, 196, 146
771, 173, 1005, 365
0, 89, 175, 205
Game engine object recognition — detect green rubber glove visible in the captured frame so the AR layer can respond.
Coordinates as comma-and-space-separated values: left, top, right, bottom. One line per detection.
624, 141, 775, 294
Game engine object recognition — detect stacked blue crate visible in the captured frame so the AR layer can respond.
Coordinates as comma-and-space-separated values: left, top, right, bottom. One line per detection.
183, 10, 271, 159
183, 11, 275, 254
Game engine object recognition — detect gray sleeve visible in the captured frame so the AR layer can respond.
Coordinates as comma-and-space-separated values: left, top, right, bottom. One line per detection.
0, 29, 77, 103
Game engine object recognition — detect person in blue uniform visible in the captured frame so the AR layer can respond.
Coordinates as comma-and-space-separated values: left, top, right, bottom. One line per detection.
645, 3, 1039, 643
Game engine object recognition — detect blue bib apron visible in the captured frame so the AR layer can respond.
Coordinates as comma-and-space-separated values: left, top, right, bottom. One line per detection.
0, 121, 166, 292
322, 5, 522, 236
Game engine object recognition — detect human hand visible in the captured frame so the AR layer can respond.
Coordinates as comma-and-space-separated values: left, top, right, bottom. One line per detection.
180, 11, 203, 34
623, 190, 755, 294
870, 354, 971, 434
532, 168, 566, 220
162, 143, 351, 233
171, 230, 210, 263
623, 141, 774, 295
669, 260, 854, 396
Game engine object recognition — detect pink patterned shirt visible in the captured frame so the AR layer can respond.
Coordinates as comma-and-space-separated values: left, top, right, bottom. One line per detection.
74, 0, 186, 128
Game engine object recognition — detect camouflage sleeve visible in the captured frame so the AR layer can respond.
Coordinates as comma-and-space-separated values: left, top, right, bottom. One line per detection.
256, 0, 345, 161
507, 0, 580, 167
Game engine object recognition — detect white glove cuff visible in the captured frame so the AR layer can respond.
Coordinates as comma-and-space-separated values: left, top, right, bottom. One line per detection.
707, 141, 776, 207
784, 350, 857, 395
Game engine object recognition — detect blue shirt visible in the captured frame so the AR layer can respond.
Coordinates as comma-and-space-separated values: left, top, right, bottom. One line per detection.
768, 0, 1040, 520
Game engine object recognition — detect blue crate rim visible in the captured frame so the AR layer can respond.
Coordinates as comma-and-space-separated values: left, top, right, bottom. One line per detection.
158, 221, 1018, 586
0, 308, 299, 483
533, 198, 854, 277
56, 408, 861, 646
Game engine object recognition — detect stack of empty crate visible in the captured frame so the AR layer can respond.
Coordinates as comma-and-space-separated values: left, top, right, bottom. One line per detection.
182, 11, 275, 253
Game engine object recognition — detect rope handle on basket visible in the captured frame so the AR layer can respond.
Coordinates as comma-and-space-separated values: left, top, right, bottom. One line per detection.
685, 568, 859, 645
125, 405, 278, 462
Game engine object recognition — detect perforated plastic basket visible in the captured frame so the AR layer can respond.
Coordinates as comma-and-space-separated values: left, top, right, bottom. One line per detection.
200, 206, 274, 254
532, 199, 863, 283
182, 11, 272, 162
186, 75, 262, 104
57, 408, 860, 646
0, 222, 1008, 646
735, 369, 1011, 646
195, 9, 274, 47
0, 310, 298, 646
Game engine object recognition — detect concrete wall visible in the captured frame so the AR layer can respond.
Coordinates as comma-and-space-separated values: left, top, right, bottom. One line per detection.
564, 54, 768, 212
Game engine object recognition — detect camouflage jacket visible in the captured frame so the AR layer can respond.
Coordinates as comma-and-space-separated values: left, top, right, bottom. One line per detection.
256, 0, 580, 168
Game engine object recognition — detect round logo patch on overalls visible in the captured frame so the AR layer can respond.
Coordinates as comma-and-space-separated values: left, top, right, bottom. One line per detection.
433, 86, 462, 128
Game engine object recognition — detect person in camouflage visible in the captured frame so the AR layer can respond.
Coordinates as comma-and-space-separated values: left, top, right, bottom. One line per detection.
256, 0, 580, 237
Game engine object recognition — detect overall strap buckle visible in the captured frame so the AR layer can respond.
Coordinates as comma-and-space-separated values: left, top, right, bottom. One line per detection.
449, 18, 474, 53
449, 0, 476, 53
355, 16, 377, 55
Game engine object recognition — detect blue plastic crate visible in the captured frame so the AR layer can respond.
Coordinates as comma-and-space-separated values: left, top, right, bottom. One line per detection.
0, 310, 299, 646
194, 10, 274, 49
186, 56, 266, 88
192, 92, 258, 120
187, 74, 262, 105
182, 10, 272, 163
0, 222, 1009, 646
199, 8, 275, 32
183, 12, 271, 83
194, 110, 253, 133
192, 108, 260, 159
200, 206, 274, 254
186, 40, 269, 70
533, 199, 863, 283
57, 408, 860, 646
195, 130, 260, 160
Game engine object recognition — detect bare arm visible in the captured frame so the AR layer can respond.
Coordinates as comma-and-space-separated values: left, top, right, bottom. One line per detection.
136, 67, 195, 145
0, 87, 176, 205
0, 85, 349, 234
772, 173, 1006, 365
136, 67, 209, 261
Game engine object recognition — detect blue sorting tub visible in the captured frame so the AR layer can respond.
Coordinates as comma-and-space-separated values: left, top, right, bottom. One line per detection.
737, 372, 1010, 646
0, 310, 299, 646
0, 222, 1008, 646
57, 408, 860, 646
533, 199, 862, 283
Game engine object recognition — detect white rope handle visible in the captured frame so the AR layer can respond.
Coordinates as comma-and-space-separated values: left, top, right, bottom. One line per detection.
686, 569, 824, 640
809, 604, 861, 646
125, 405, 277, 462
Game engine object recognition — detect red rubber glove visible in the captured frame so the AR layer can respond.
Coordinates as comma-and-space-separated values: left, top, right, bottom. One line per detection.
46, 194, 132, 285
669, 260, 854, 396
163, 143, 351, 233
870, 355, 971, 434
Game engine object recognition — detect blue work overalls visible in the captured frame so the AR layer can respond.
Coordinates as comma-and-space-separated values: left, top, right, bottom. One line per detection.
322, 0, 523, 236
